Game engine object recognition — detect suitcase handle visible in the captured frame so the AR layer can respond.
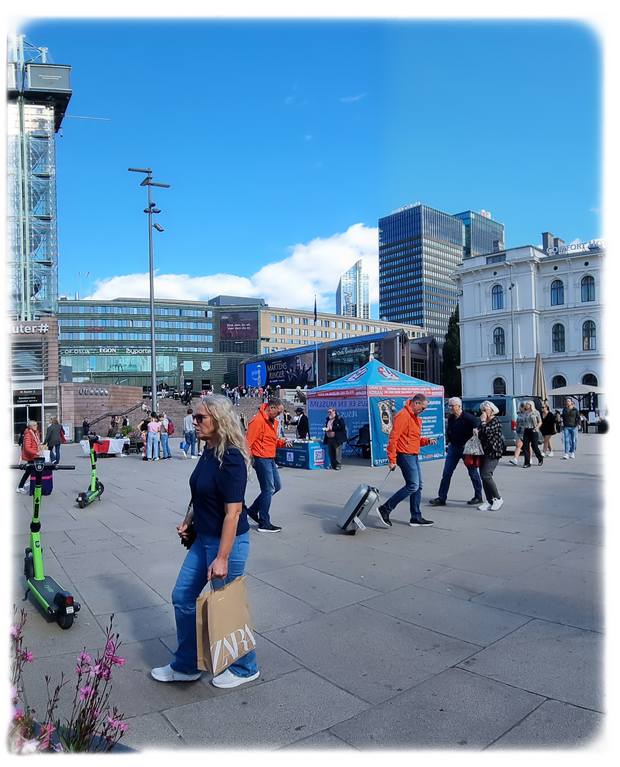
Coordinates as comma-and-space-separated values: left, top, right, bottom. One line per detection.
376, 469, 393, 494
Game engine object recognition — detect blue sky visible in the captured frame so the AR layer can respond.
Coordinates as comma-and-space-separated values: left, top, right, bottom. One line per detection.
24, 18, 602, 316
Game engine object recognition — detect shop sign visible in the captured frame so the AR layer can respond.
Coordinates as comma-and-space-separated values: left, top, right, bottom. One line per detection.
11, 323, 50, 335
545, 239, 604, 256
13, 388, 43, 405
77, 387, 109, 396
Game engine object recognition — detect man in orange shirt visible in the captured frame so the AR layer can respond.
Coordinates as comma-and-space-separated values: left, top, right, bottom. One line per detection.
377, 394, 437, 528
245, 398, 291, 533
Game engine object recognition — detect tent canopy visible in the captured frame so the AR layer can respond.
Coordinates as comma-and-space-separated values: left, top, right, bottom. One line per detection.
308, 358, 442, 394
548, 384, 604, 396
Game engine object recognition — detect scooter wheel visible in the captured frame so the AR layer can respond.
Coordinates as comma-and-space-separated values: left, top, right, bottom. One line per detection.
96, 481, 104, 493
57, 613, 74, 630
77, 498, 86, 509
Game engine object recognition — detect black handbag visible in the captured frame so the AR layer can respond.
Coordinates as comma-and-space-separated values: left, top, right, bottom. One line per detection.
179, 499, 197, 550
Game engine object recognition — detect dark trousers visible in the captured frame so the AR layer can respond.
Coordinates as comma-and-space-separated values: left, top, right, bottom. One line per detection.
326, 441, 342, 469
248, 457, 282, 525
480, 457, 500, 502
523, 428, 543, 466
437, 444, 483, 501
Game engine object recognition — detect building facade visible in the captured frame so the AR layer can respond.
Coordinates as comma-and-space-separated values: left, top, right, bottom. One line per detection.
335, 259, 370, 319
455, 236, 604, 409
452, 209, 505, 258
8, 36, 71, 440
378, 203, 505, 341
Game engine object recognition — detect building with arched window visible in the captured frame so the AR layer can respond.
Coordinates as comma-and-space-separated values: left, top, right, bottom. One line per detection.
455, 233, 604, 410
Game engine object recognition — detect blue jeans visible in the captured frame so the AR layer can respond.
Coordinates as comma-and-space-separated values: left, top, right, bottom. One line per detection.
437, 444, 482, 501
248, 457, 281, 525
147, 431, 160, 459
384, 454, 423, 520
171, 532, 258, 677
50, 444, 61, 464
160, 432, 171, 458
184, 430, 197, 456
563, 426, 578, 454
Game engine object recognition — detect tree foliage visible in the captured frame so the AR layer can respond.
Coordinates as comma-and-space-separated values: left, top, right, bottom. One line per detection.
442, 305, 461, 397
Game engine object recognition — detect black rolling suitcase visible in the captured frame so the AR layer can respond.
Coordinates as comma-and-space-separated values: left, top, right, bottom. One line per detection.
337, 471, 392, 534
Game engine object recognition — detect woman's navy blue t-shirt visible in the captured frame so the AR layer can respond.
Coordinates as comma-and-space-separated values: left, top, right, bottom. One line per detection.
189, 446, 249, 538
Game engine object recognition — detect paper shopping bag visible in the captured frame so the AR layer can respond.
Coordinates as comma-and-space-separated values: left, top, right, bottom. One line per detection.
196, 576, 256, 674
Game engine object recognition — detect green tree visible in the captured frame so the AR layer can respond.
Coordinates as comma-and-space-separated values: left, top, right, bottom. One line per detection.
442, 305, 461, 397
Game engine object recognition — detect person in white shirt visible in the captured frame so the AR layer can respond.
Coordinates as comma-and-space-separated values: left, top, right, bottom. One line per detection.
183, 408, 198, 458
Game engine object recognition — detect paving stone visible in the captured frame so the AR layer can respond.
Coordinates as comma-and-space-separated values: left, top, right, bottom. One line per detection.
548, 543, 603, 573
458, 619, 603, 710
281, 729, 357, 750
164, 669, 370, 749
416, 567, 508, 601
264, 604, 477, 704
361, 584, 530, 645
550, 521, 604, 546
331, 667, 543, 748
254, 564, 380, 612
246, 575, 323, 631
57, 548, 137, 578
70, 571, 167, 614
97, 603, 177, 643
114, 712, 183, 751
472, 564, 603, 632
488, 699, 604, 748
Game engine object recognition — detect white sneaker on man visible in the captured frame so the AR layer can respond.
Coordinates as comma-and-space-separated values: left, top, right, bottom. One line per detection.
509, 458, 518, 465
563, 454, 569, 460
477, 501, 491, 511
491, 497, 504, 511
569, 453, 575, 459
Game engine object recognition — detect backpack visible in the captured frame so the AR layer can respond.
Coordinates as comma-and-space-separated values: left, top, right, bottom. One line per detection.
18, 430, 25, 447
167, 420, 175, 435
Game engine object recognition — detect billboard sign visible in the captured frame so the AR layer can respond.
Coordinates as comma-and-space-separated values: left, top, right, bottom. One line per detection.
220, 311, 258, 340
245, 353, 315, 389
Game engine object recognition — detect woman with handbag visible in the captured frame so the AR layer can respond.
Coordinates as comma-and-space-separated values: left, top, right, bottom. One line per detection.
151, 394, 259, 689
540, 403, 557, 457
476, 401, 505, 511
522, 400, 544, 468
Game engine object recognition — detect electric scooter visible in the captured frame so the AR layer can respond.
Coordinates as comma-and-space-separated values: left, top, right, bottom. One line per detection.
12, 457, 81, 629
76, 434, 104, 508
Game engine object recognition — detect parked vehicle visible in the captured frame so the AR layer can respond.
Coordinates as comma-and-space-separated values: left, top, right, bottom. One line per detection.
459, 395, 544, 452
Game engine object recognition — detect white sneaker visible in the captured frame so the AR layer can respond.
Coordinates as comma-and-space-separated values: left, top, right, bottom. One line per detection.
191, 455, 198, 459
491, 497, 504, 511
154, 457, 159, 461
150, 664, 201, 682
16, 487, 27, 494
547, 451, 554, 457
509, 458, 518, 465
569, 453, 575, 459
211, 668, 260, 689
563, 454, 569, 460
477, 501, 491, 511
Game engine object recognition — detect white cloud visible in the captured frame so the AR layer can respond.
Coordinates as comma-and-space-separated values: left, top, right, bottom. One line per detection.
85, 223, 379, 314
339, 93, 366, 103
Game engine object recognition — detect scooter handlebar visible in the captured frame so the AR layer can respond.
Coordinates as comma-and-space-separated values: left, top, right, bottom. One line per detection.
10, 463, 75, 470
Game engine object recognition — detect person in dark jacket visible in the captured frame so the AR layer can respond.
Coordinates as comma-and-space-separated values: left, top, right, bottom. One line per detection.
44, 417, 63, 465
561, 398, 579, 458
540, 403, 556, 457
295, 408, 309, 439
323, 408, 347, 470
476, 401, 505, 512
429, 397, 483, 506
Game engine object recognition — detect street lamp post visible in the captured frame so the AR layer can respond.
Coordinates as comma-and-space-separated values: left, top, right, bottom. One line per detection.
508, 263, 516, 395
128, 167, 170, 414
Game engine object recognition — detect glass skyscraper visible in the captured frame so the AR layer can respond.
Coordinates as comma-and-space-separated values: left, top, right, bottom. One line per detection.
335, 259, 370, 319
379, 203, 505, 341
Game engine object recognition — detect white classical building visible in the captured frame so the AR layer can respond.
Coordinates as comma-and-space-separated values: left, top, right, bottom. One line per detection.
455, 236, 604, 409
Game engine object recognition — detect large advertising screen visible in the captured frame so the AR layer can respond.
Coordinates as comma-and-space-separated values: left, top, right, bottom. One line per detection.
245, 352, 315, 389
220, 311, 258, 340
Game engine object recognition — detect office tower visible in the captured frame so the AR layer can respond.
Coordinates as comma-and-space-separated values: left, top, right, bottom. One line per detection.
8, 35, 71, 320
452, 209, 505, 257
335, 259, 370, 319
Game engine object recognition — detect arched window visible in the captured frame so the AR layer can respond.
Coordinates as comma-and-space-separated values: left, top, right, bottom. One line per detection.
550, 279, 564, 306
493, 377, 506, 395
581, 275, 595, 302
551, 374, 567, 409
493, 327, 505, 356
582, 373, 598, 387
582, 320, 596, 351
552, 323, 565, 353
491, 284, 504, 310
582, 374, 599, 410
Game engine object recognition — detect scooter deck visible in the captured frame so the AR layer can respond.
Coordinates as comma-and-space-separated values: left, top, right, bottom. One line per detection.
27, 575, 65, 614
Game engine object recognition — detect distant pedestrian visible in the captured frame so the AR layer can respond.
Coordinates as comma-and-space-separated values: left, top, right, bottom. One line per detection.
160, 412, 172, 459
82, 418, 90, 437
183, 408, 198, 459
540, 403, 556, 457
44, 416, 63, 466
295, 407, 309, 439
429, 396, 483, 507
522, 400, 544, 468
323, 408, 347, 470
476, 401, 505, 511
16, 420, 42, 493
147, 413, 162, 461
562, 398, 579, 459
376, 394, 438, 528
245, 398, 291, 532
139, 416, 150, 461
509, 403, 527, 466
122, 416, 129, 428
554, 409, 563, 433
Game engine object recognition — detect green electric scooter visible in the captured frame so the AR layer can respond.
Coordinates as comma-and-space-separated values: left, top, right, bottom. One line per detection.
76, 435, 104, 508
12, 457, 81, 629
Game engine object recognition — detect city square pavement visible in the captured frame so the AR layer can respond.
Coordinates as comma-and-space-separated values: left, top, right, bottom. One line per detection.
12, 432, 605, 751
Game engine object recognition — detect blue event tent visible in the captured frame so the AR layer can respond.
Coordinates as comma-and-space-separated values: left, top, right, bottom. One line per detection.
306, 359, 445, 467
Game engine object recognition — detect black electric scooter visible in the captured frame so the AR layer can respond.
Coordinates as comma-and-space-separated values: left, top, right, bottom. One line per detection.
12, 458, 81, 629
76, 434, 104, 508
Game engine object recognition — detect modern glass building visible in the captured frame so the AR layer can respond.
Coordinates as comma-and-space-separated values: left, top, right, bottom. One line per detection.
379, 203, 465, 340
452, 210, 505, 258
335, 259, 370, 319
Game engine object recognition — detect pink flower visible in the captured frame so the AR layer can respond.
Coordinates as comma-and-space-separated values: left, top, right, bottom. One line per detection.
109, 655, 126, 667
90, 663, 111, 680
13, 708, 24, 721
79, 685, 95, 701
106, 716, 128, 733
21, 650, 34, 663
10, 624, 21, 639
77, 651, 92, 664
